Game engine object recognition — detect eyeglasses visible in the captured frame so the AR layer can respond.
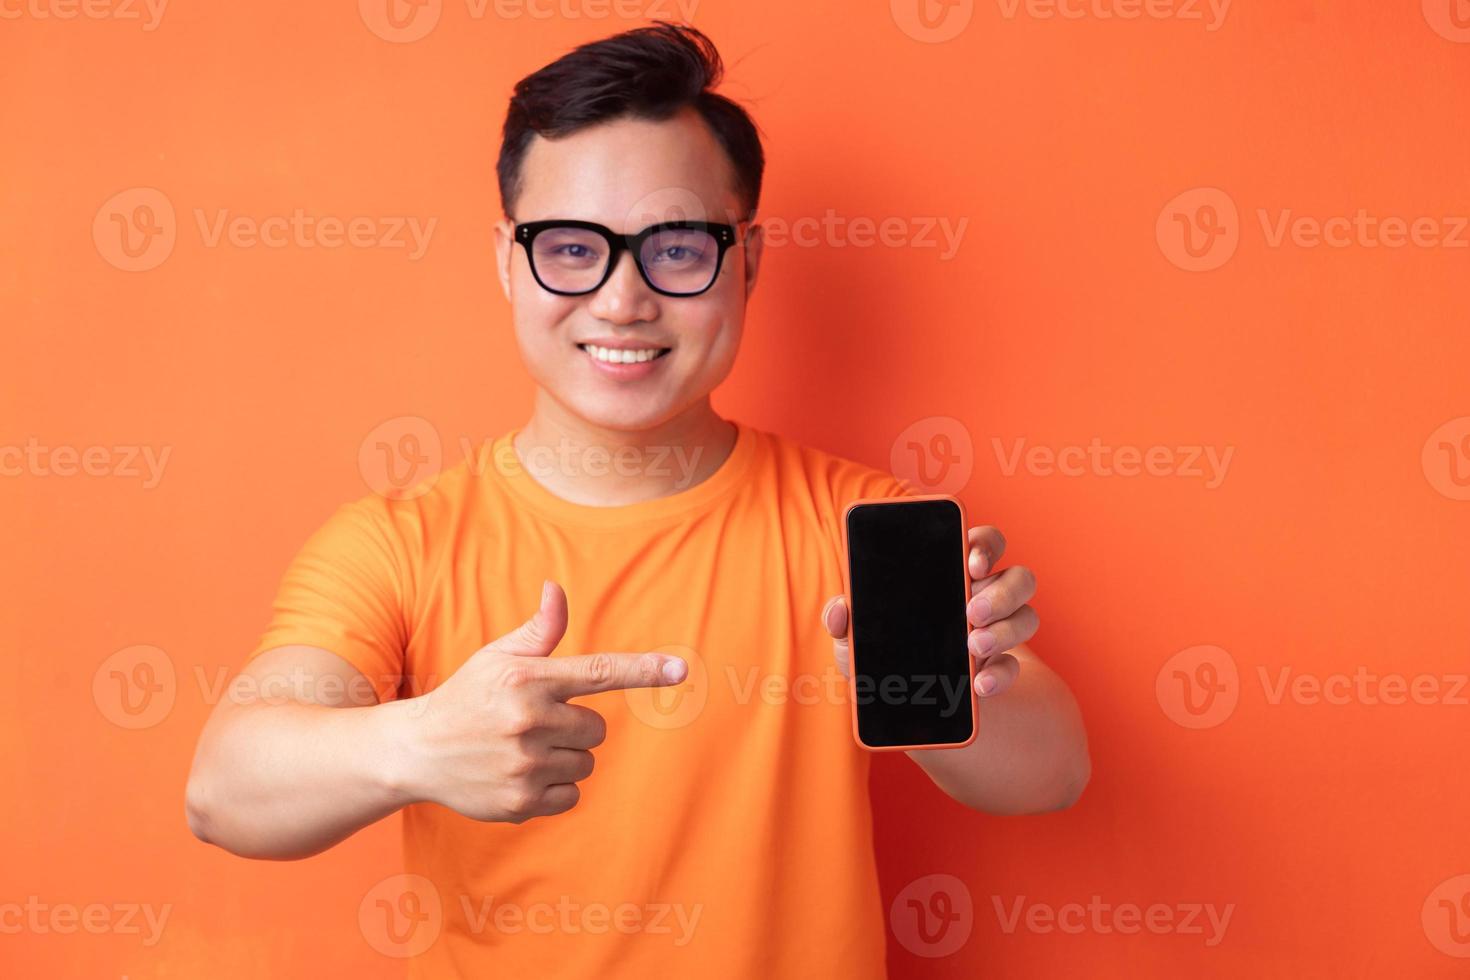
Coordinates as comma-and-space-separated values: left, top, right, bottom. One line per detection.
512, 218, 739, 298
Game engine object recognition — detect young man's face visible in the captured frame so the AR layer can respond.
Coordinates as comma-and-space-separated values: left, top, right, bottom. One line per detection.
495, 107, 763, 433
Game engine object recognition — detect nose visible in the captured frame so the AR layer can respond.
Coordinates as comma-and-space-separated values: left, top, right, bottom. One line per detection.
586, 249, 659, 324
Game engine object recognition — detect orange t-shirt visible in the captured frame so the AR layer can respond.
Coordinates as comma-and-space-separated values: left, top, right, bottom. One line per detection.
248, 418, 912, 978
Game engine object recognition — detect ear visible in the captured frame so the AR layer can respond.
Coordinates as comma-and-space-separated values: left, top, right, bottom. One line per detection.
742, 222, 765, 301
493, 218, 515, 302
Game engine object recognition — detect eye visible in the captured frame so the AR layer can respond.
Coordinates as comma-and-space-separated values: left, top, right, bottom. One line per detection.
536, 237, 604, 266
654, 245, 703, 263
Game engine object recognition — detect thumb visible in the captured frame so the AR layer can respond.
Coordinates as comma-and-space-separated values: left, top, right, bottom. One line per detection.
492, 579, 569, 658
821, 595, 851, 679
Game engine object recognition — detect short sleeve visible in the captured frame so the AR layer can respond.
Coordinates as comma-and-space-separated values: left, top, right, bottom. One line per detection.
835, 464, 918, 511
247, 497, 410, 702
815, 458, 917, 570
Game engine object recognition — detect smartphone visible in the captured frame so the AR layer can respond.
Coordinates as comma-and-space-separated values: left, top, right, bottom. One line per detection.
841, 493, 977, 751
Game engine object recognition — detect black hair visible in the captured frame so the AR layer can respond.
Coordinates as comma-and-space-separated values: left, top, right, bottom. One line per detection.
497, 22, 764, 221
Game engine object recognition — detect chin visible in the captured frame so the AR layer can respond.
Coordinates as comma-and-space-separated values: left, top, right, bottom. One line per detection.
561, 392, 681, 433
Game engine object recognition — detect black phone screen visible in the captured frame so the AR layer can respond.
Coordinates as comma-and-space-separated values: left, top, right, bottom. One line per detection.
846, 497, 974, 748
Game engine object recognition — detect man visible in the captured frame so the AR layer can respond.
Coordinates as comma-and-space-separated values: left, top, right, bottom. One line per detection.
185, 22, 1089, 978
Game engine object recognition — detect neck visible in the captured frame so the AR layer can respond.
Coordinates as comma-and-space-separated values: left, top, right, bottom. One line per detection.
512, 391, 738, 506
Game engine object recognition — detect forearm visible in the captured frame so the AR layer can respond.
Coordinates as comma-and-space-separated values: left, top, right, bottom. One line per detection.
185, 696, 420, 860
907, 647, 1090, 814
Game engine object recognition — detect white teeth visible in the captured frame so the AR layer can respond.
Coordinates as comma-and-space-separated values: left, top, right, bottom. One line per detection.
581, 344, 667, 364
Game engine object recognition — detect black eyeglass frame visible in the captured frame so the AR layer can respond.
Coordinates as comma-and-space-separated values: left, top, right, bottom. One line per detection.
512, 218, 740, 298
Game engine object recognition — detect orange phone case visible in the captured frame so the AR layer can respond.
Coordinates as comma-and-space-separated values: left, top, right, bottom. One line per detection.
840, 493, 979, 752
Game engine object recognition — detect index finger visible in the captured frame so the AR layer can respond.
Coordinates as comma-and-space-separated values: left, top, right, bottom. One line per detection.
534, 651, 688, 701
968, 525, 1007, 578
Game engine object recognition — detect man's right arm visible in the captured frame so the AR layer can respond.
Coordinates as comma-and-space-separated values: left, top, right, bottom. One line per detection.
184, 643, 422, 860
184, 581, 687, 861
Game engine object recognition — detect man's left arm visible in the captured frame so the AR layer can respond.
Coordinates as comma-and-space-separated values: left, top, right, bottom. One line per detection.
821, 525, 1091, 815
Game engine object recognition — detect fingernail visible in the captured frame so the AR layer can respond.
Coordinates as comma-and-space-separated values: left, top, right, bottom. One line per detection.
661, 658, 687, 684
970, 548, 984, 574
978, 673, 997, 696
541, 580, 552, 606
969, 593, 992, 624
972, 630, 995, 656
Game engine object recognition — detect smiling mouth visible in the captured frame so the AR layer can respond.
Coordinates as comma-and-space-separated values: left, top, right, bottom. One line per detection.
576, 343, 673, 364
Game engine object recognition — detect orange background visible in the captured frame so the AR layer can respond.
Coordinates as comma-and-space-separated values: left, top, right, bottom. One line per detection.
4, 1, 1469, 976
